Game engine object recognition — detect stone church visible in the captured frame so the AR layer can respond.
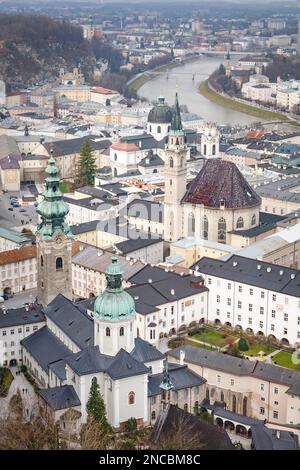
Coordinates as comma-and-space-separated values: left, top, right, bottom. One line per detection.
163, 94, 261, 244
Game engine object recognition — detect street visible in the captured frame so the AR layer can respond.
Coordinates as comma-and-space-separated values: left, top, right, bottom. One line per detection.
1, 288, 37, 309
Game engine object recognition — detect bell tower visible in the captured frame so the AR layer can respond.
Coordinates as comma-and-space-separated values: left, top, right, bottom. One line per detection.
36, 149, 73, 306
164, 93, 188, 242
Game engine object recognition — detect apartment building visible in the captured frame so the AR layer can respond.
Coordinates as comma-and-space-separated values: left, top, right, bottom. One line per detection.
192, 254, 300, 347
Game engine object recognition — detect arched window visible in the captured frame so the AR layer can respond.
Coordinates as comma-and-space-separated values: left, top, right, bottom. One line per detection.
114, 168, 117, 177
204, 144, 207, 155
236, 216, 244, 229
251, 214, 256, 226
206, 388, 209, 400
218, 218, 226, 244
212, 144, 216, 155
168, 125, 170, 132
203, 215, 208, 240
188, 212, 195, 237
128, 391, 135, 405
194, 401, 199, 414
243, 397, 247, 416
114, 153, 117, 161
40, 255, 44, 267
170, 157, 174, 168
157, 125, 161, 134
92, 377, 98, 385
232, 395, 237, 413
106, 327, 110, 337
221, 391, 224, 402
149, 125, 152, 132
120, 327, 124, 336
56, 257, 63, 270
184, 403, 188, 412
151, 410, 156, 421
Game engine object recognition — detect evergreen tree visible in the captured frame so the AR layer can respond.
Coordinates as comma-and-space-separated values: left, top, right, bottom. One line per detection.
79, 140, 97, 186
86, 378, 109, 428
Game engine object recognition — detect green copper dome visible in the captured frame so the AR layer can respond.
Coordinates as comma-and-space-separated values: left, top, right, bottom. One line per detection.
93, 257, 135, 322
36, 151, 72, 240
148, 96, 173, 124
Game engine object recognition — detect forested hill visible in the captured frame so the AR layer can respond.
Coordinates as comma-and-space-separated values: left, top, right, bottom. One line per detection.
0, 14, 123, 89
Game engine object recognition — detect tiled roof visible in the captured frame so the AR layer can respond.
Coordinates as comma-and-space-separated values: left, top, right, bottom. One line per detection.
106, 348, 148, 379
182, 159, 261, 208
0, 245, 37, 266
111, 142, 139, 152
130, 337, 165, 363
38, 385, 81, 410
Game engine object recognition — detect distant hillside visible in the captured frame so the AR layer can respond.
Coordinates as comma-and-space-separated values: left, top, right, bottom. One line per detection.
0, 14, 122, 89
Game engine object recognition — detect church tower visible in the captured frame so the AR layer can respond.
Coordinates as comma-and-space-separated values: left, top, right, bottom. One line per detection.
164, 93, 188, 242
36, 150, 73, 306
201, 123, 220, 158
93, 257, 136, 356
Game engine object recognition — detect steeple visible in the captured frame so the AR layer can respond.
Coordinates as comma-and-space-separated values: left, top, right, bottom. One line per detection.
36, 149, 72, 240
170, 92, 183, 134
160, 358, 174, 392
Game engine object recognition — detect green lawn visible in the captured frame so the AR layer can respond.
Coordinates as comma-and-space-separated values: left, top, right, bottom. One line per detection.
243, 344, 276, 357
198, 79, 295, 124
271, 351, 300, 371
186, 339, 217, 350
190, 328, 228, 347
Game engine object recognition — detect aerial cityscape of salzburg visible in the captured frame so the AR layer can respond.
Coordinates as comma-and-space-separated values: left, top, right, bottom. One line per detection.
1, 0, 300, 459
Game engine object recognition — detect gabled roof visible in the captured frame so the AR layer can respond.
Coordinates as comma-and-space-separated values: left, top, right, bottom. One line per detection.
106, 348, 148, 379
0, 304, 45, 328
130, 337, 165, 364
21, 326, 72, 373
65, 346, 113, 376
182, 159, 261, 208
43, 294, 94, 349
38, 385, 81, 410
148, 364, 206, 396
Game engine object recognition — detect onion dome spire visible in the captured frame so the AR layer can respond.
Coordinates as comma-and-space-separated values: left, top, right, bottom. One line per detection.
36, 148, 72, 240
93, 257, 135, 322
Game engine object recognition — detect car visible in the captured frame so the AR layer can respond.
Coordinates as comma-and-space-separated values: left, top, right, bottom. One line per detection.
8, 207, 13, 211
19, 209, 26, 213
13, 203, 21, 208
9, 195, 18, 200
0, 297, 4, 303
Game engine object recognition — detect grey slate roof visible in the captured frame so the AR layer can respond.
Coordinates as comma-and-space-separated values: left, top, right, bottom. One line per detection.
21, 326, 72, 372
65, 346, 113, 376
148, 364, 206, 396
251, 424, 299, 450
106, 348, 148, 379
126, 199, 164, 223
44, 137, 111, 157
115, 235, 162, 254
38, 385, 81, 410
0, 304, 45, 328
130, 337, 165, 364
43, 294, 94, 349
150, 404, 234, 450
70, 220, 99, 235
48, 359, 67, 381
169, 345, 300, 393
191, 254, 300, 298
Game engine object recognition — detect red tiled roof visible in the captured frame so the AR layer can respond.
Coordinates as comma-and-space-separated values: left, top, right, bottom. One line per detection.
182, 159, 261, 209
91, 87, 118, 95
0, 246, 37, 266
111, 142, 139, 152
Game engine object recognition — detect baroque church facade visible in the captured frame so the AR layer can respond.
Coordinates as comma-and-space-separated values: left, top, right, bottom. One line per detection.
20, 152, 206, 430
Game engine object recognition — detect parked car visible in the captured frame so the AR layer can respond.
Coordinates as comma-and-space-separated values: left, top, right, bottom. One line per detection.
8, 207, 13, 211
19, 209, 26, 213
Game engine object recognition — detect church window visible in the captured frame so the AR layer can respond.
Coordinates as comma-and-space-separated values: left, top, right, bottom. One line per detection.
53, 186, 57, 192
151, 410, 156, 420
180, 157, 184, 167
106, 327, 110, 337
114, 153, 117, 161
149, 125, 152, 132
204, 144, 207, 155
169, 179, 172, 186
40, 255, 44, 267
120, 327, 124, 336
157, 126, 161, 134
188, 212, 195, 237
236, 217, 244, 229
184, 403, 188, 412
212, 144, 216, 155
128, 391, 135, 405
56, 257, 63, 270
251, 214, 256, 226
203, 216, 208, 240
92, 377, 97, 385
218, 218, 226, 244
170, 157, 174, 168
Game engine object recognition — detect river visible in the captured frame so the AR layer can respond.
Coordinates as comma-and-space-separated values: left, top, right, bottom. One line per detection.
138, 55, 257, 126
